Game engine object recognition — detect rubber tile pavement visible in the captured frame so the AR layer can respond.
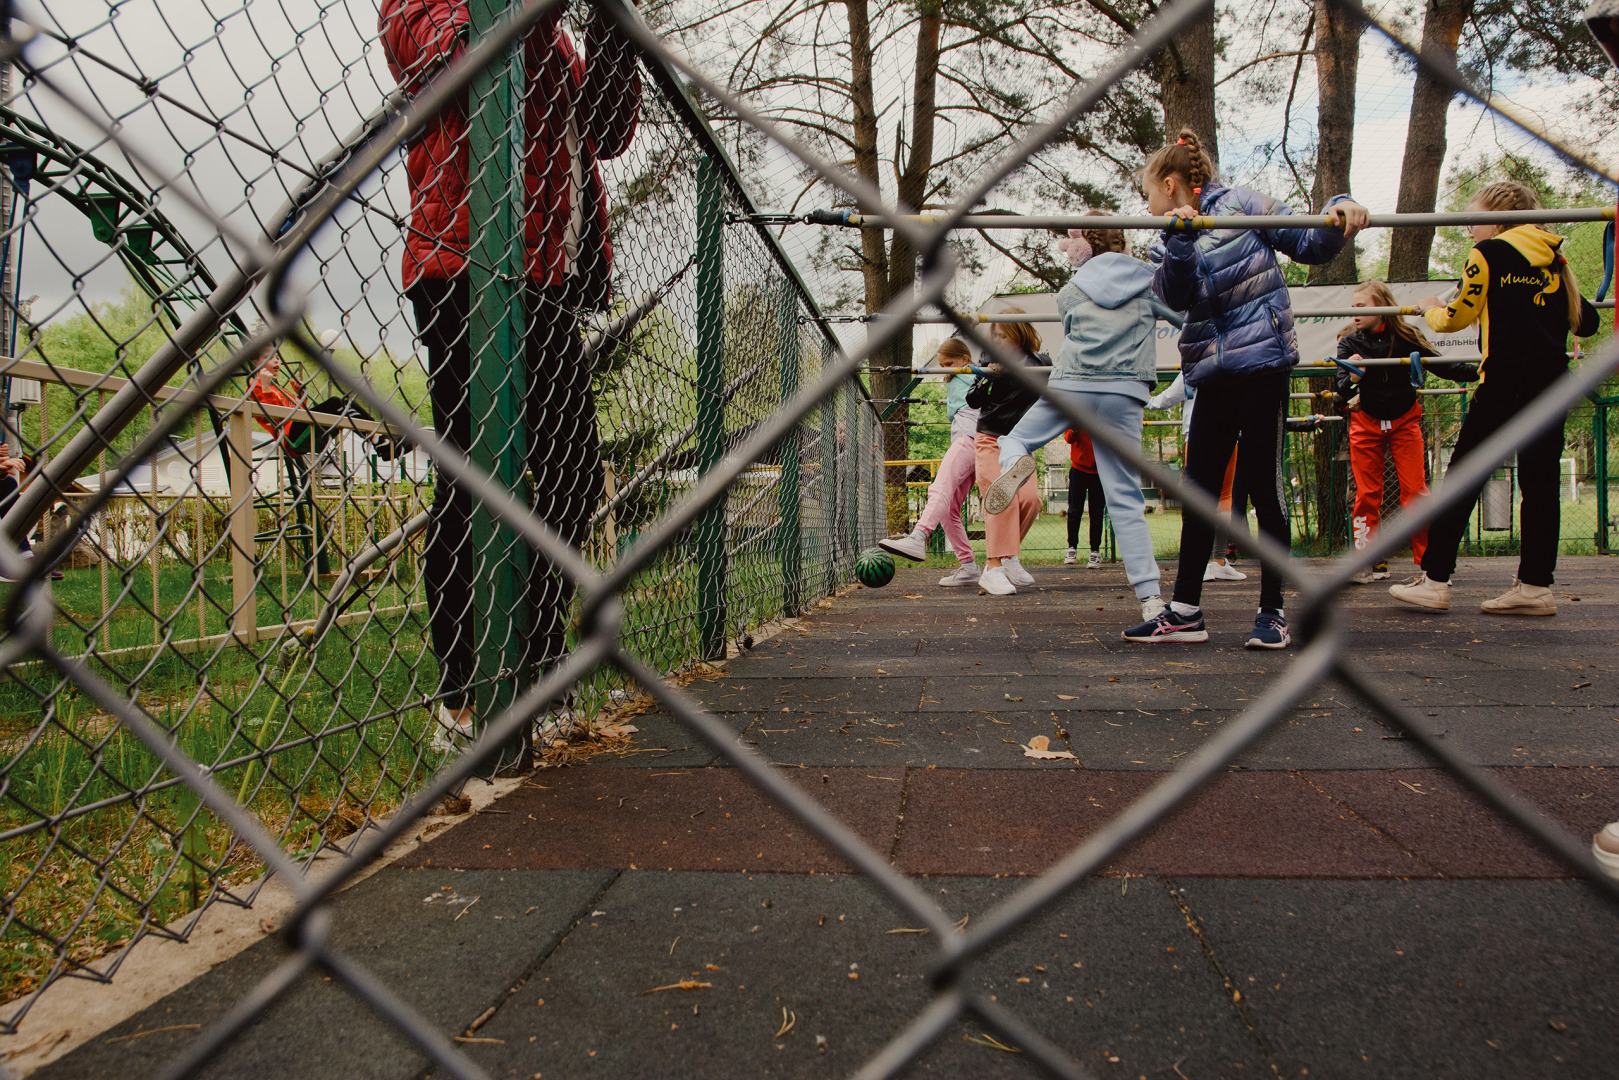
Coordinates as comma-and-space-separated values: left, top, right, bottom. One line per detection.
891, 768, 1423, 879
1180, 879, 1619, 1079
395, 768, 905, 876
34, 867, 614, 1080
434, 871, 1266, 1080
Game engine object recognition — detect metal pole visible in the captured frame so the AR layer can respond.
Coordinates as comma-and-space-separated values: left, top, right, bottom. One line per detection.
466, 0, 530, 738
694, 155, 728, 660
775, 283, 802, 617
1595, 400, 1610, 554
821, 206, 1617, 231
227, 411, 257, 642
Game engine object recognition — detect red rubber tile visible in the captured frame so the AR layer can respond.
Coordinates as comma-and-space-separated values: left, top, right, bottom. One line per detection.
395, 766, 904, 875
1306, 767, 1619, 878
893, 769, 1422, 879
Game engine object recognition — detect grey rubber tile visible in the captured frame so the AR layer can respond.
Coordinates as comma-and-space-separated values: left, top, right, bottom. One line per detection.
919, 674, 1194, 712
1181, 879, 1619, 1079
437, 872, 1264, 1080
686, 675, 925, 714
34, 868, 615, 1080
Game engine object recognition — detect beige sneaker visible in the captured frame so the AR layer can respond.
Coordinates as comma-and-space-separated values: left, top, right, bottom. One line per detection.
1481, 579, 1556, 616
1389, 572, 1450, 611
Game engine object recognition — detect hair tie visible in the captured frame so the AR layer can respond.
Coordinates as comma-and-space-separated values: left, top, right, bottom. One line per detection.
1176, 137, 1186, 145
1192, 186, 1202, 195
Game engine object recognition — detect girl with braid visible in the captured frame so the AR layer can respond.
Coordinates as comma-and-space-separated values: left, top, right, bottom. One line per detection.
1123, 129, 1368, 648
1391, 181, 1601, 615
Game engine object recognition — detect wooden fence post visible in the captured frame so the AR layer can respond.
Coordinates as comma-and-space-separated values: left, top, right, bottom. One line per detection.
227, 411, 257, 642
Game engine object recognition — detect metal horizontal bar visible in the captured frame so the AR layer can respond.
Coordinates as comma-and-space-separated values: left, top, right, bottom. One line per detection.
821, 207, 1616, 231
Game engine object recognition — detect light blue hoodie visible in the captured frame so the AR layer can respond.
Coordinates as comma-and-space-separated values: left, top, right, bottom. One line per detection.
1052, 251, 1183, 402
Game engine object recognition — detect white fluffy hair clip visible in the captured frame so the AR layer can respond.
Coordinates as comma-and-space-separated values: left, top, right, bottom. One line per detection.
1055, 229, 1093, 269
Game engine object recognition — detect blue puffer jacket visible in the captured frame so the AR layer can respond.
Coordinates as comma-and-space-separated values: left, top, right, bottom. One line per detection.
1153, 182, 1351, 387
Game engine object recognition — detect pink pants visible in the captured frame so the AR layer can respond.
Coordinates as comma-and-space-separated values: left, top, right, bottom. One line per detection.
975, 432, 1040, 560
915, 434, 977, 564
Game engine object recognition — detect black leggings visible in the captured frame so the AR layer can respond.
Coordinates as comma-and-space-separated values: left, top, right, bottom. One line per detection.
409, 278, 604, 710
1173, 372, 1289, 611
1066, 467, 1106, 551
1421, 377, 1565, 587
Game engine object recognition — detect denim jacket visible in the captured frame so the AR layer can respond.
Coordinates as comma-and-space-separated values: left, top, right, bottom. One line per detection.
1053, 252, 1183, 397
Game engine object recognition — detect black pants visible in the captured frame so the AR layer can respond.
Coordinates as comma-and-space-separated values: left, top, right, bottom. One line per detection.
1421, 378, 1565, 587
1173, 371, 1289, 611
0, 474, 28, 552
1066, 467, 1106, 551
409, 278, 604, 710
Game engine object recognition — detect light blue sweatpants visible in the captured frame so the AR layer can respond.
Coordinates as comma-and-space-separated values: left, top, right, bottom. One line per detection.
997, 389, 1161, 600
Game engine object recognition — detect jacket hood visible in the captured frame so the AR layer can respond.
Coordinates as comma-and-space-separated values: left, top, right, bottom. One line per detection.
1496, 223, 1564, 269
1070, 252, 1155, 309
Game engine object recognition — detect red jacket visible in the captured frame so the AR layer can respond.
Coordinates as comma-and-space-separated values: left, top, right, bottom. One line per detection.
379, 0, 641, 301
1065, 429, 1096, 473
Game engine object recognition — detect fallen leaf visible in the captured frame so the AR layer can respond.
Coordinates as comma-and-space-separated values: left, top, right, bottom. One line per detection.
1573, 682, 1592, 690
775, 1007, 796, 1037
885, 927, 931, 934
1398, 780, 1430, 796
594, 722, 639, 740
1023, 735, 1075, 760
903, 593, 923, 599
1057, 694, 1078, 700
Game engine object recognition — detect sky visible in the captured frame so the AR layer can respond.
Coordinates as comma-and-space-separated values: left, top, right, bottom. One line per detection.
4, 0, 1615, 367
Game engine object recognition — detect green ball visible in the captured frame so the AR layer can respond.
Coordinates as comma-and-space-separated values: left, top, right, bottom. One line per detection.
855, 547, 896, 589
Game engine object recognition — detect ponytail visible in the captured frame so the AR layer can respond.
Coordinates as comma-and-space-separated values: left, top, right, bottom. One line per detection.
1142, 128, 1216, 199
1471, 181, 1585, 329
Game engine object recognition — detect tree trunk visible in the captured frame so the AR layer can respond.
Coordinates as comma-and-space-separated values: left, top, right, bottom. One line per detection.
841, 0, 908, 531
1305, 0, 1360, 551
1386, 0, 1473, 282
879, 2, 941, 532
1158, 8, 1219, 166
1307, 0, 1360, 286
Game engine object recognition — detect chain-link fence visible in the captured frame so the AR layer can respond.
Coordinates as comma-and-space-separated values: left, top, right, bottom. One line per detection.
0, 0, 1616, 1077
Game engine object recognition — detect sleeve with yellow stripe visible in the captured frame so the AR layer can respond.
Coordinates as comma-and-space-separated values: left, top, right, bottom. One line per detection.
1425, 246, 1490, 334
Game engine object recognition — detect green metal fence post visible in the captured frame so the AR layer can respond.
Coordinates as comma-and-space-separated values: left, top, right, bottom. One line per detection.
467, 0, 530, 750
845, 378, 860, 555
694, 156, 728, 659
776, 285, 802, 616
1596, 400, 1610, 554
820, 342, 837, 596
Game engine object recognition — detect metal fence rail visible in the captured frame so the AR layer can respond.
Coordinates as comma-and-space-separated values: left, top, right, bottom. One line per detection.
0, 1, 1615, 1078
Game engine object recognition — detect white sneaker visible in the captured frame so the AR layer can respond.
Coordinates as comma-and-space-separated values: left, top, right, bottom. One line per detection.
1594, 822, 1619, 880
1140, 595, 1166, 621
429, 704, 474, 754
979, 566, 1017, 595
1203, 559, 1246, 582
878, 529, 927, 562
1063, 547, 1077, 565
983, 454, 1037, 515
1480, 578, 1556, 616
1002, 558, 1034, 588
1086, 550, 1102, 570
938, 563, 982, 587
1389, 572, 1450, 611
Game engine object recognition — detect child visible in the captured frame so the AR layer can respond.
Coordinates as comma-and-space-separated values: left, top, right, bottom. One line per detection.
1063, 428, 1105, 567
967, 310, 1048, 596
982, 225, 1175, 621
1336, 280, 1474, 583
1148, 372, 1246, 582
879, 338, 984, 586
1122, 128, 1367, 647
1390, 181, 1600, 615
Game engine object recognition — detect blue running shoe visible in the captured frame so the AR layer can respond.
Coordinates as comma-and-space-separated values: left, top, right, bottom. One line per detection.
1122, 607, 1208, 643
1245, 608, 1290, 650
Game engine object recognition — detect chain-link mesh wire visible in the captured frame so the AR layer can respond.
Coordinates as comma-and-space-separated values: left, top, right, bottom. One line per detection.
0, 0, 1615, 1076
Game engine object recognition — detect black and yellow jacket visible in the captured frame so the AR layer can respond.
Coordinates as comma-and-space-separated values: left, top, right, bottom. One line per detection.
1425, 224, 1601, 388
